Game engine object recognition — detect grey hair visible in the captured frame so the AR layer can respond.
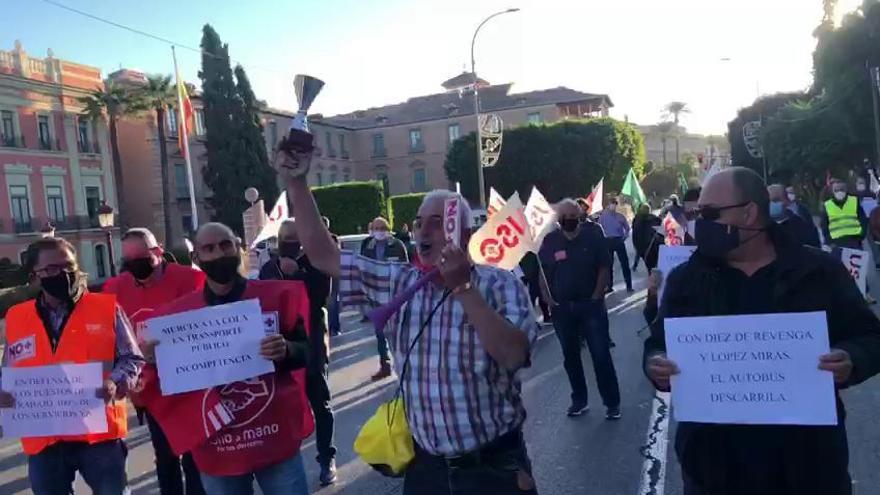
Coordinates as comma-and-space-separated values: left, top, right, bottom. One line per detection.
422, 189, 473, 227
194, 222, 237, 248
554, 198, 581, 214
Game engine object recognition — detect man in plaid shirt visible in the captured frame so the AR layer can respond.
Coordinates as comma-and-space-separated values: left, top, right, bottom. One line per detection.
274, 135, 540, 494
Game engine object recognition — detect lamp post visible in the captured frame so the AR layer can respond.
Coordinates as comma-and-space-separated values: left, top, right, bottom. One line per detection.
97, 203, 117, 277
471, 7, 520, 208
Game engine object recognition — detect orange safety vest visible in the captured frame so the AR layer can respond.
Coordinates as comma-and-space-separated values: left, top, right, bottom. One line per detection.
5, 293, 128, 455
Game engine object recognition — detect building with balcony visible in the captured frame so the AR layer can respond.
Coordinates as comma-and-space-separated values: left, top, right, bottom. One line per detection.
0, 41, 119, 282
308, 73, 612, 196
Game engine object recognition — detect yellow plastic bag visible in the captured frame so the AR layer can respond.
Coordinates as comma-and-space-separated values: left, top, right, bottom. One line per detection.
353, 397, 414, 477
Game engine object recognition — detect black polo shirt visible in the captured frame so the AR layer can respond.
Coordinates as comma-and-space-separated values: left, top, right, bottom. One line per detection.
539, 222, 611, 302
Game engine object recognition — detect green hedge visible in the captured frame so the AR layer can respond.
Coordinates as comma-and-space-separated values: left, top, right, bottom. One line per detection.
388, 193, 426, 231
312, 181, 387, 235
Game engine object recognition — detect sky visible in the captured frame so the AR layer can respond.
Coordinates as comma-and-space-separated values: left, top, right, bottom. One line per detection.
0, 0, 866, 135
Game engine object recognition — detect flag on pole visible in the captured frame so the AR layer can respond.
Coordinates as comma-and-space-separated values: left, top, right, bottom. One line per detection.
585, 178, 604, 215
621, 168, 647, 207
487, 187, 506, 218
172, 46, 198, 231
524, 186, 556, 251
175, 74, 194, 158
678, 172, 689, 195
870, 169, 880, 194
249, 191, 291, 249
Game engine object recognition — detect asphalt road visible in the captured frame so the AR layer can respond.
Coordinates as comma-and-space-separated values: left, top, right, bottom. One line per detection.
1, 256, 880, 494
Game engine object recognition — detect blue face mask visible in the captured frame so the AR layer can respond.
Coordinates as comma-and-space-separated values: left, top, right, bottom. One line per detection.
769, 201, 786, 221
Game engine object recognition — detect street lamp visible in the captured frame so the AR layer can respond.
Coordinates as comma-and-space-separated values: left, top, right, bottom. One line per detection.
471, 7, 520, 208
97, 202, 117, 277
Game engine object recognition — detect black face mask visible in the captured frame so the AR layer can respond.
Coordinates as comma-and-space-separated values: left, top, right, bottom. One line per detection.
278, 241, 301, 259
123, 258, 155, 280
199, 256, 241, 284
40, 271, 79, 302
560, 218, 580, 233
694, 219, 764, 258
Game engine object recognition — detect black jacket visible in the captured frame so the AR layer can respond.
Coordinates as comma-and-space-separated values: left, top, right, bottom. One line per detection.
359, 236, 409, 262
644, 225, 880, 494
777, 209, 821, 248
632, 212, 661, 255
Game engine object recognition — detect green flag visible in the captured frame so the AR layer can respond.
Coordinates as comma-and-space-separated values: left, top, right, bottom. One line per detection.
678, 172, 689, 195
621, 168, 647, 207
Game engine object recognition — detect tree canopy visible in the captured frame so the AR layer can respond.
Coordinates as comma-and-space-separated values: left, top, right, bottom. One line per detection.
199, 24, 278, 234
444, 118, 645, 204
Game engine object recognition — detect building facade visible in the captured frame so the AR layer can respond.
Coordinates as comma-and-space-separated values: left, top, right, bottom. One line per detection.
113, 71, 611, 243
0, 42, 119, 282
308, 73, 613, 196
638, 123, 730, 169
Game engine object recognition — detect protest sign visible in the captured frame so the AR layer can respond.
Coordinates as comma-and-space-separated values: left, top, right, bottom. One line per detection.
1, 363, 107, 438
524, 186, 556, 251
443, 197, 461, 248
662, 213, 685, 246
147, 299, 274, 395
487, 188, 506, 218
836, 247, 869, 296
468, 192, 533, 270
657, 245, 697, 301
665, 311, 836, 425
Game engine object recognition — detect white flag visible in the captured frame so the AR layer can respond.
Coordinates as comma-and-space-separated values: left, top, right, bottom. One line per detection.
468, 192, 533, 270
587, 178, 604, 215
249, 191, 290, 248
487, 187, 506, 218
524, 186, 556, 251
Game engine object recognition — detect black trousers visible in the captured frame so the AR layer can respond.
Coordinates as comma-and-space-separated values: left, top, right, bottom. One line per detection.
403, 430, 538, 495
145, 413, 204, 495
607, 237, 633, 290
307, 356, 337, 464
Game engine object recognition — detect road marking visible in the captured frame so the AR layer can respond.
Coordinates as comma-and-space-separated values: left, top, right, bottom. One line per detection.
638, 392, 670, 495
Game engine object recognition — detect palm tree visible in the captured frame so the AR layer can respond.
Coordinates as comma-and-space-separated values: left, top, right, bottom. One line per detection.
138, 75, 177, 246
663, 101, 690, 164
657, 121, 676, 166
78, 81, 144, 228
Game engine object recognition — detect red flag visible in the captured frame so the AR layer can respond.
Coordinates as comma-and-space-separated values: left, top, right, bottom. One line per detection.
175, 72, 194, 158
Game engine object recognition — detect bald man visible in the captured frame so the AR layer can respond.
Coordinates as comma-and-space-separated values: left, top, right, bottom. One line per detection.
646, 167, 880, 494
768, 184, 820, 248
140, 223, 314, 495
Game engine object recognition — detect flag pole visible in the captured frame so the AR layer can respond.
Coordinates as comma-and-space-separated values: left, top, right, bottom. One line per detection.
172, 46, 199, 232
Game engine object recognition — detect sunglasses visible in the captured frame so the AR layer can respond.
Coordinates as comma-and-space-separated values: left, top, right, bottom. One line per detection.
696, 202, 750, 222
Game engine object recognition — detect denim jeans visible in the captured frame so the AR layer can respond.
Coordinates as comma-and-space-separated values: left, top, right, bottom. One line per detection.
607, 237, 633, 290
199, 453, 308, 495
28, 439, 129, 495
403, 430, 538, 495
145, 412, 205, 495
307, 359, 337, 464
328, 281, 341, 335
551, 299, 621, 407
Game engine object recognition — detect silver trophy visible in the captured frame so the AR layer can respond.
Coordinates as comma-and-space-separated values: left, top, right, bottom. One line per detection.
281, 74, 325, 154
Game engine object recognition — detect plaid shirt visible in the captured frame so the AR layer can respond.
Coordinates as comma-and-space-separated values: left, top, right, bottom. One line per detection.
340, 251, 538, 455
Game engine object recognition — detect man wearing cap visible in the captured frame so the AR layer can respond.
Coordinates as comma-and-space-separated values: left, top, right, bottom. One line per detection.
104, 228, 206, 495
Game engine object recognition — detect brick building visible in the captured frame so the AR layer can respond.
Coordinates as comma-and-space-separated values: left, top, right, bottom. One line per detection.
0, 41, 119, 282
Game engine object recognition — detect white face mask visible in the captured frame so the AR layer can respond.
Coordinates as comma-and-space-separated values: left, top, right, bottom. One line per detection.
786, 192, 796, 202
373, 231, 389, 241
834, 191, 847, 201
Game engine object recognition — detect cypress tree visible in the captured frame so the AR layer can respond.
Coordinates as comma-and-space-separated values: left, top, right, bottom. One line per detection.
199, 24, 277, 233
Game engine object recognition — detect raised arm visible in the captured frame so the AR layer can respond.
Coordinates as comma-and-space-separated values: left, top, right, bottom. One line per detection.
274, 141, 341, 278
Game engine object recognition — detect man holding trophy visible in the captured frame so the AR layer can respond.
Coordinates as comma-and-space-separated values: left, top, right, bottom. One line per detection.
275, 75, 540, 494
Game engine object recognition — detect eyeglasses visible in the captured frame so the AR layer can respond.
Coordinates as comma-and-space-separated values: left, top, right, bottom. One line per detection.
34, 264, 75, 277
696, 202, 750, 222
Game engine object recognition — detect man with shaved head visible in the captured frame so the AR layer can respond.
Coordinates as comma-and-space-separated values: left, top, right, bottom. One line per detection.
767, 184, 820, 248
139, 222, 314, 495
277, 136, 539, 494
645, 167, 880, 494
540, 198, 621, 419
